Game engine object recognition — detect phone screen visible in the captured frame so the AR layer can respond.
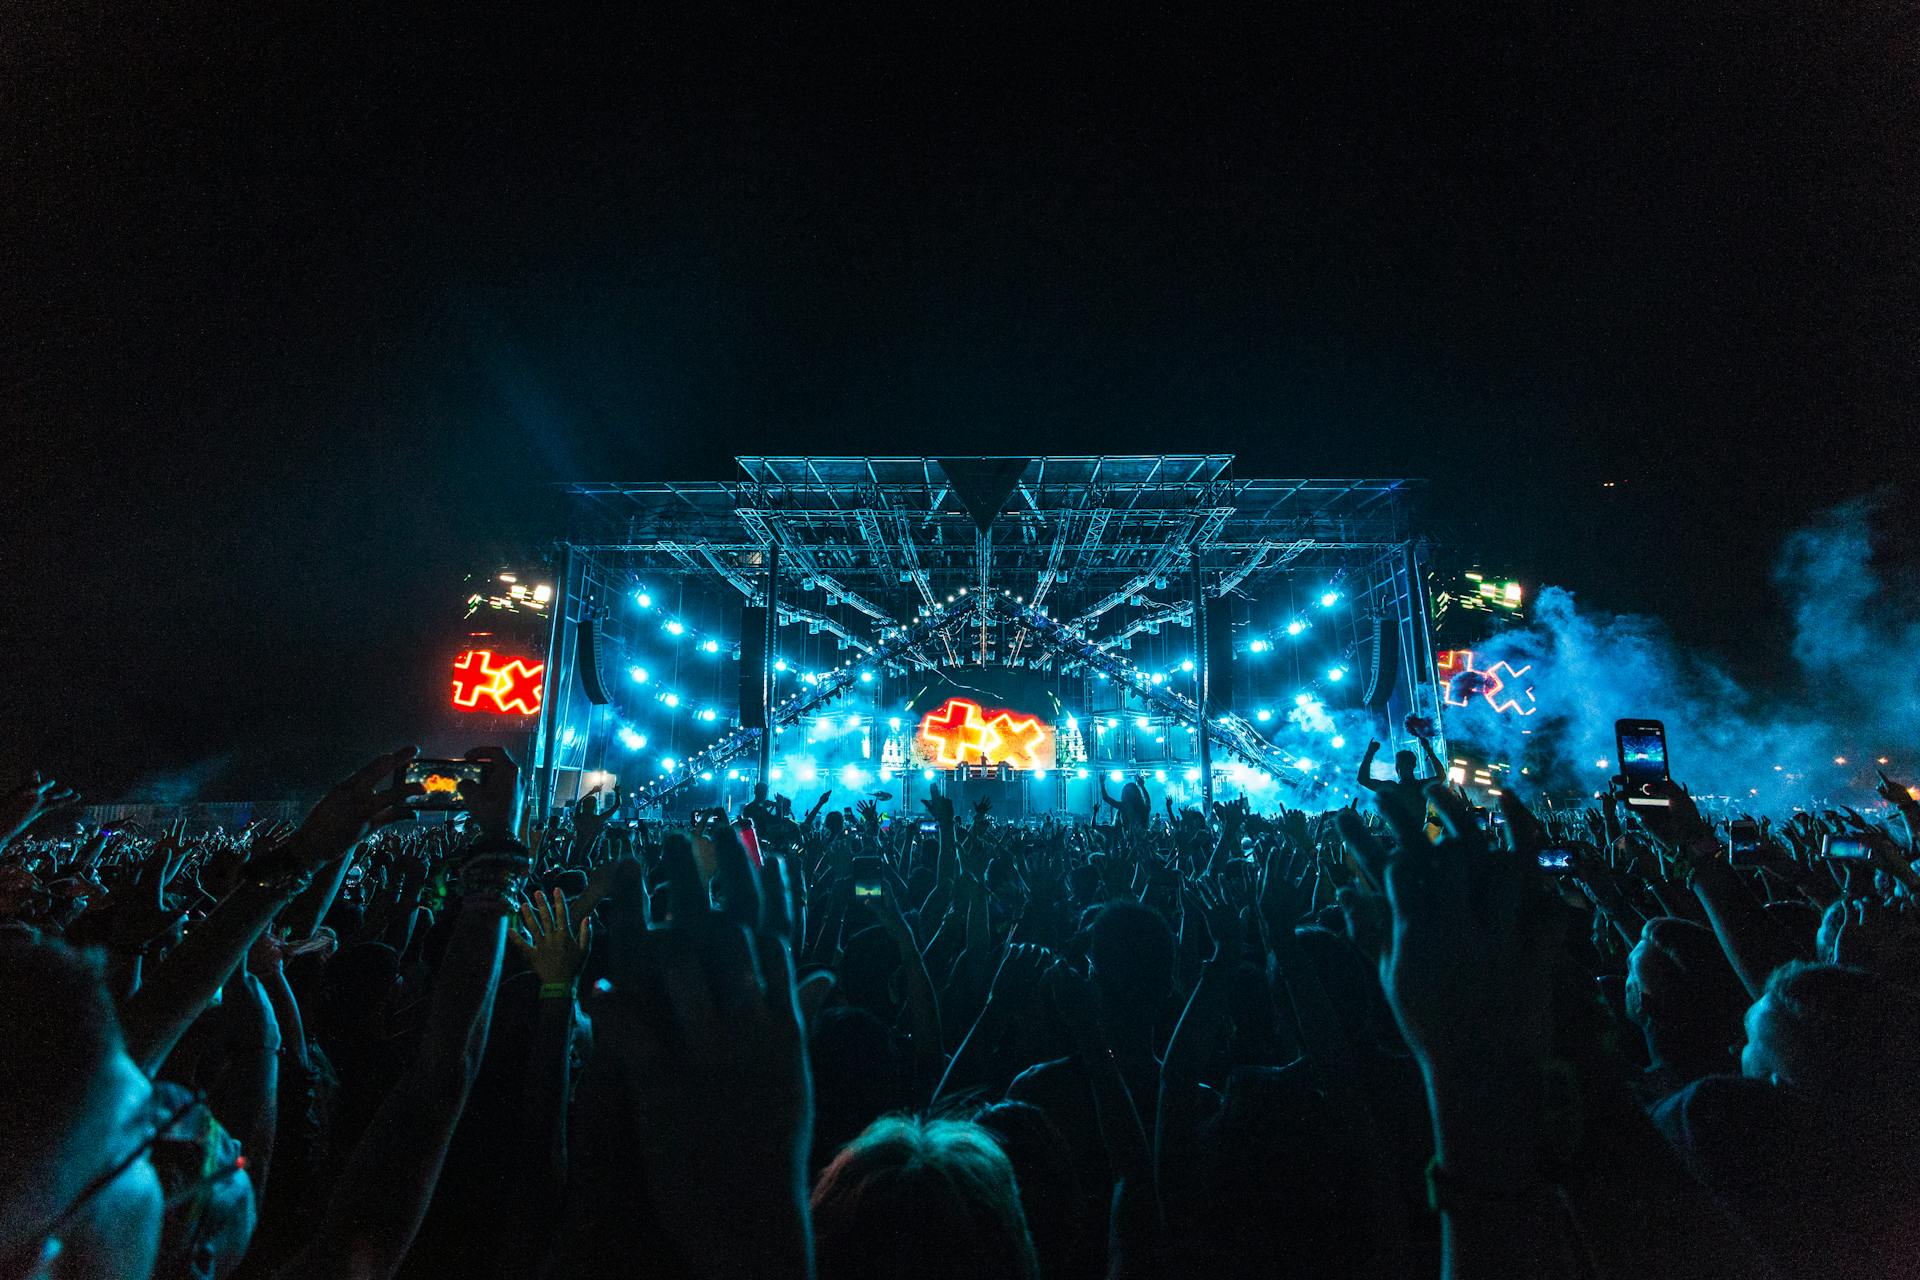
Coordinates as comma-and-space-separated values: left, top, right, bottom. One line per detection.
1537, 848, 1574, 874
918, 819, 940, 835
404, 760, 487, 810
1616, 722, 1668, 788
853, 880, 884, 899
1823, 835, 1873, 862
1728, 820, 1762, 864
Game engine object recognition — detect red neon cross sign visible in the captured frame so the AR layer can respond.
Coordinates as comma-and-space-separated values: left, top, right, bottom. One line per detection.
452, 650, 546, 715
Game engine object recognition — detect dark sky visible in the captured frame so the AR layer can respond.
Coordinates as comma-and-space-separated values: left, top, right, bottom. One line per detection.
5, 5, 1915, 799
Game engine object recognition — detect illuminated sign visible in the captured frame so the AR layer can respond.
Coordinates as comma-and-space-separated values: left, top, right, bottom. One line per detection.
916, 697, 1056, 770
452, 649, 546, 715
1437, 649, 1537, 717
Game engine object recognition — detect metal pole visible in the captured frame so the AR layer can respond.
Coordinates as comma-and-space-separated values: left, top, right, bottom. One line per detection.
1191, 554, 1215, 813
534, 542, 572, 827
757, 544, 781, 784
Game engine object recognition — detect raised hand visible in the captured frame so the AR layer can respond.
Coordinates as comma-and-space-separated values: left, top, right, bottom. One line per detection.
596, 824, 811, 1274
0, 771, 80, 850
1375, 784, 1561, 1087
1183, 882, 1241, 961
921, 786, 955, 826
987, 942, 1055, 1010
511, 887, 592, 988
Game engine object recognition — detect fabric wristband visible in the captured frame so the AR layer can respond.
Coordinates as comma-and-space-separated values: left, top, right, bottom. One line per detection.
538, 982, 575, 1001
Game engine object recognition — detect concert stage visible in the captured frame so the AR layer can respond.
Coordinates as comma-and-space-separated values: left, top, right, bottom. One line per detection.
527, 457, 1442, 820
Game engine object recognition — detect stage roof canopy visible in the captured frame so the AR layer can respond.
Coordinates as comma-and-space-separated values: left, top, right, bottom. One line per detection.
559, 454, 1418, 649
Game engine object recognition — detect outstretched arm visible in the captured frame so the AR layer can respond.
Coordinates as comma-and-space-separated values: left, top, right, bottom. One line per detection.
1356, 740, 1385, 794
275, 891, 511, 1280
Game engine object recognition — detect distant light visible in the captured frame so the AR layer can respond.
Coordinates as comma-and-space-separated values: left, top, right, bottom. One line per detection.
1033, 769, 1048, 781
698, 708, 718, 722
859, 671, 874, 684
1449, 766, 1467, 785
1136, 717, 1152, 731
1249, 639, 1270, 653
1595, 759, 1609, 768
665, 619, 686, 636
660, 756, 678, 772
1504, 582, 1522, 603
1294, 758, 1317, 772
663, 692, 681, 708
840, 764, 867, 787
1286, 619, 1306, 636
879, 767, 893, 781
635, 591, 652, 608
1065, 715, 1079, 730
1320, 591, 1339, 608
727, 768, 741, 779
1106, 718, 1119, 729
1077, 768, 1090, 779
1295, 692, 1314, 706
797, 763, 817, 782
1180, 659, 1195, 672
617, 727, 647, 751
629, 666, 650, 684
1878, 756, 1890, 765
1151, 673, 1164, 685
1834, 756, 1847, 766
774, 658, 788, 672
1184, 767, 1200, 782
1326, 667, 1346, 682
818, 716, 834, 732
1331, 735, 1345, 749
702, 639, 720, 653
498, 573, 517, 583
845, 716, 860, 729
1154, 769, 1168, 783
1109, 770, 1125, 783
533, 584, 552, 603
771, 768, 784, 780
923, 768, 936, 780
888, 716, 902, 731
1255, 709, 1272, 722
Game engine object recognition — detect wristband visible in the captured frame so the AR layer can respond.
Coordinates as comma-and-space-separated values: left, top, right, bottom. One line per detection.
538, 981, 576, 1001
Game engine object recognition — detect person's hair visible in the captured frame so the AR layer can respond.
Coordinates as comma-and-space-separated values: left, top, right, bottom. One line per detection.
1087, 899, 1175, 1001
811, 1115, 1039, 1280
0, 938, 124, 1203
1633, 918, 1747, 1041
1394, 749, 1418, 777
1756, 961, 1920, 1097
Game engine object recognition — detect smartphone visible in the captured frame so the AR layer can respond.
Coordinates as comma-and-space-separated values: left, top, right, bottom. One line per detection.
1823, 834, 1873, 862
1615, 720, 1669, 789
853, 879, 884, 900
1728, 819, 1762, 865
918, 819, 940, 835
403, 760, 488, 810
1537, 848, 1575, 874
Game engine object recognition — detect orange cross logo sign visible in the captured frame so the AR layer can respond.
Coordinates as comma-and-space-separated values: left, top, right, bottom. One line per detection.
917, 697, 1055, 770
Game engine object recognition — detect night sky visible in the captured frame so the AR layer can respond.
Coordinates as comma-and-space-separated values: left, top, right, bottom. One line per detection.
6, 6, 1915, 799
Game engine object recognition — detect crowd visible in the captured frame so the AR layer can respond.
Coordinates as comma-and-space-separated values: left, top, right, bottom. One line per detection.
3, 733, 1920, 1279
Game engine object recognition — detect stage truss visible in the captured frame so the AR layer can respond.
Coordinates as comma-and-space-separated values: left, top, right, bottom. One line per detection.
538, 456, 1442, 812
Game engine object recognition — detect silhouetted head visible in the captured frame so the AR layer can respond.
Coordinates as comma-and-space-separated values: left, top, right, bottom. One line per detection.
811, 1115, 1039, 1280
1394, 750, 1418, 784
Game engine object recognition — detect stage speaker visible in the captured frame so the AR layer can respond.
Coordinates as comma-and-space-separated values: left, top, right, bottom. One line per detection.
1202, 598, 1237, 713
738, 606, 768, 729
1363, 614, 1401, 710
576, 619, 611, 705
